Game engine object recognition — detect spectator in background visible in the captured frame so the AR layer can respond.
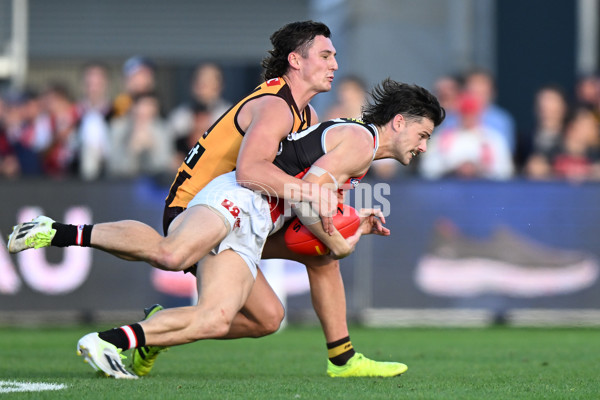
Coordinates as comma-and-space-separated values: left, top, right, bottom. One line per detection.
552, 107, 600, 182
108, 91, 174, 180
3, 88, 51, 176
419, 91, 514, 180
191, 62, 231, 122
575, 73, 600, 121
79, 62, 113, 118
173, 100, 212, 166
0, 95, 20, 178
111, 56, 157, 121
21, 88, 53, 157
169, 62, 231, 145
433, 74, 462, 131
42, 83, 81, 177
464, 68, 517, 155
523, 85, 569, 180
77, 62, 112, 180
416, 73, 463, 178
324, 74, 367, 119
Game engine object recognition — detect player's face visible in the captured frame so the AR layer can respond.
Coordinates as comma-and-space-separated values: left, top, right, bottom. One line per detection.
299, 35, 338, 93
396, 117, 434, 165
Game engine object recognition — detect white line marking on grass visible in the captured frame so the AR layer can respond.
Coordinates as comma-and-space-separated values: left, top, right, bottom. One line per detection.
0, 380, 67, 393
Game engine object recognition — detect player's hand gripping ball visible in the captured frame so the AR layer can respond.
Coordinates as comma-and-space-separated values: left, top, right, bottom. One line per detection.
284, 204, 360, 255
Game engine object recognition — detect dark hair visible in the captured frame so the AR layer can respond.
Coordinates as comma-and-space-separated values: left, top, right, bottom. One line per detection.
362, 78, 445, 127
261, 21, 331, 80
132, 90, 159, 103
45, 81, 74, 102
191, 99, 210, 114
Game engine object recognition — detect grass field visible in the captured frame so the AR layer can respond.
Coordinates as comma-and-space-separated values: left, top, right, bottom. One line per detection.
1, 325, 599, 399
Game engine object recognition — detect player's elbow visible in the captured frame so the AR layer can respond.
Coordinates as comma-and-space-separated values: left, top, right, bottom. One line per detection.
235, 171, 250, 187
235, 160, 253, 184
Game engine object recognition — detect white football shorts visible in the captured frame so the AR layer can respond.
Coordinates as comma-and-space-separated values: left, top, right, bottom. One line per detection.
187, 171, 285, 278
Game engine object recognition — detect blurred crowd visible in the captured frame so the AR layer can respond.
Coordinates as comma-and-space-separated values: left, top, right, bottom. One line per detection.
0, 57, 230, 183
423, 69, 600, 183
2, 58, 600, 184
327, 69, 600, 183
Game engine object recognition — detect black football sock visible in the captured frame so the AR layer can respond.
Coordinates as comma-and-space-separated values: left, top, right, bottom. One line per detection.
50, 223, 93, 247
327, 336, 356, 366
98, 323, 146, 350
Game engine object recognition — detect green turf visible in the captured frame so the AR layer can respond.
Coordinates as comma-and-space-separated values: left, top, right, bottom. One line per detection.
0, 325, 598, 399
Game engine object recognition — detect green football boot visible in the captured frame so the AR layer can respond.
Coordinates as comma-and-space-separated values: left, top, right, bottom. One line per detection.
327, 353, 408, 378
131, 304, 168, 377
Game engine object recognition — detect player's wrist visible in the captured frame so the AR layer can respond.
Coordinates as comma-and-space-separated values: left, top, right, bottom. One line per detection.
329, 239, 352, 259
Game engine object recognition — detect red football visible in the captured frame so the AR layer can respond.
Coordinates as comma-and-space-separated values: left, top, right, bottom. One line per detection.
284, 204, 361, 256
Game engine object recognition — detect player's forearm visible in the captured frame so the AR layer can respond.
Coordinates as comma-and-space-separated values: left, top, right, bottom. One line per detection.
236, 161, 312, 201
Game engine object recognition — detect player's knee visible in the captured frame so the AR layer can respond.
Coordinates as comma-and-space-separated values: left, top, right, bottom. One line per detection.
262, 310, 285, 335
255, 302, 285, 337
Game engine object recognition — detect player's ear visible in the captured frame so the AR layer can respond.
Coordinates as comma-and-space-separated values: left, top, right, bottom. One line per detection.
288, 52, 301, 70
394, 114, 405, 130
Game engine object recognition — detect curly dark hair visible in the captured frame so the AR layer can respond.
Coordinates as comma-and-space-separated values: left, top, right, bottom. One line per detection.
261, 21, 331, 80
362, 79, 445, 127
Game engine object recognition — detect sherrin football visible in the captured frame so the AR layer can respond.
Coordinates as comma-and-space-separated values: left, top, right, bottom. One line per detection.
284, 204, 360, 256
